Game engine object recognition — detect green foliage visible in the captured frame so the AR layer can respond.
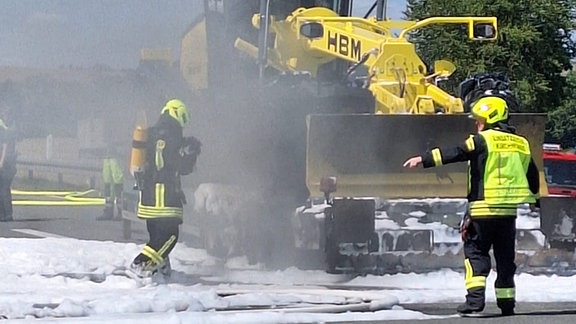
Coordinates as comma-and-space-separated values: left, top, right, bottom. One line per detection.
548, 70, 576, 147
405, 0, 576, 117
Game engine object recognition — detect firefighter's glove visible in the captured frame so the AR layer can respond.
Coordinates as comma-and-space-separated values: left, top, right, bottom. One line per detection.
182, 136, 202, 156
180, 136, 202, 176
459, 214, 472, 242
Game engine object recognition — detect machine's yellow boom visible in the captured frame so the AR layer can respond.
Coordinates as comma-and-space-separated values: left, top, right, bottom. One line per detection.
236, 7, 497, 114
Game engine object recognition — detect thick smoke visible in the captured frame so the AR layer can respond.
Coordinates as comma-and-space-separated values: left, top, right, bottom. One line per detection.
186, 1, 323, 269
0, 0, 395, 271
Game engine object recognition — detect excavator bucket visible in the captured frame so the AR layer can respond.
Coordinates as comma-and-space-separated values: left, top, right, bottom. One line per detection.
306, 113, 474, 199
306, 113, 548, 199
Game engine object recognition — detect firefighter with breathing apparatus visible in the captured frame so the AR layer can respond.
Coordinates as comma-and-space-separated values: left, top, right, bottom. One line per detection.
129, 98, 201, 278
403, 74, 540, 316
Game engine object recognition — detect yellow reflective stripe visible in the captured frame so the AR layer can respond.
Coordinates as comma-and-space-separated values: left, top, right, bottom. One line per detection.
431, 148, 443, 166
155, 140, 165, 170
470, 208, 517, 217
484, 186, 535, 199
469, 201, 518, 217
470, 206, 517, 213
137, 203, 183, 218
155, 183, 164, 208
470, 201, 518, 209
466, 276, 486, 290
158, 235, 177, 257
495, 287, 515, 299
464, 258, 486, 290
142, 245, 164, 265
465, 136, 475, 152
464, 258, 472, 278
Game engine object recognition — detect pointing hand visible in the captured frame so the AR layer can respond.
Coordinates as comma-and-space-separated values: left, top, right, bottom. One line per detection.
403, 156, 422, 168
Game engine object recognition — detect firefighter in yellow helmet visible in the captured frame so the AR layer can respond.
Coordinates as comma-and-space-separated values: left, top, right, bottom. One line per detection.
403, 96, 540, 316
130, 99, 201, 278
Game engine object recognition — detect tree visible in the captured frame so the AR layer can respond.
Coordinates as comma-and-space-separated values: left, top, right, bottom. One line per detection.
548, 70, 576, 147
405, 0, 576, 117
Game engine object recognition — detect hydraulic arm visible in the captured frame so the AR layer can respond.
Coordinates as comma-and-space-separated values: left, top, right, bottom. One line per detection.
235, 7, 497, 114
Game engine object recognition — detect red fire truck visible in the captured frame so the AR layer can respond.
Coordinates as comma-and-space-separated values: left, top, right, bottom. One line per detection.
542, 143, 576, 197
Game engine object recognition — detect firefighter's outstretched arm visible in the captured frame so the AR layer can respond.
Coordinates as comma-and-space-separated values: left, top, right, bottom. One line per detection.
404, 135, 476, 169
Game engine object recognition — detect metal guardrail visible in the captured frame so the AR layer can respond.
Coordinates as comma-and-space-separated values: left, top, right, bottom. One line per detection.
16, 158, 103, 190
15, 158, 199, 239
11, 158, 105, 207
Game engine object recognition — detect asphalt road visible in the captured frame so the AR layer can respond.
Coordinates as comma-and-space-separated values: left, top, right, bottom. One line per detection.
394, 302, 576, 324
0, 205, 148, 242
327, 303, 576, 323
3, 205, 576, 323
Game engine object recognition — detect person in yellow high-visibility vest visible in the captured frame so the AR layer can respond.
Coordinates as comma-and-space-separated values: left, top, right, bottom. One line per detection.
403, 96, 540, 316
97, 148, 125, 221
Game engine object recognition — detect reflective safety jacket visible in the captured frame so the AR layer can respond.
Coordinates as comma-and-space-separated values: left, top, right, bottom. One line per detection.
102, 157, 124, 185
421, 126, 540, 218
137, 113, 185, 220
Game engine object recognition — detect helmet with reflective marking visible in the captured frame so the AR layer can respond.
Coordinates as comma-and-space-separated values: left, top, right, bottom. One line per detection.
470, 96, 508, 125
161, 99, 188, 127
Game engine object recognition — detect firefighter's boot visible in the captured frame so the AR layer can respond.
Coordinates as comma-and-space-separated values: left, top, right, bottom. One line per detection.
498, 299, 515, 316
129, 260, 154, 278
456, 302, 485, 314
457, 286, 485, 314
97, 199, 114, 221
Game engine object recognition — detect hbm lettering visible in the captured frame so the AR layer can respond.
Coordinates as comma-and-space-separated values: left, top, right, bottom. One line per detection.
327, 31, 361, 61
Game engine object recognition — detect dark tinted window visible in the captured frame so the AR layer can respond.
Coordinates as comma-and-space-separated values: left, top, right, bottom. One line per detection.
544, 160, 576, 187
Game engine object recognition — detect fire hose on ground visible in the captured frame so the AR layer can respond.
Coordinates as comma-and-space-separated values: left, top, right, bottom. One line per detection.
11, 189, 105, 206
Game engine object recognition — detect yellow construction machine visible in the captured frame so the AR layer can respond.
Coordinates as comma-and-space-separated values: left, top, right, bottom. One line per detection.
234, 6, 546, 199
189, 0, 573, 274
230, 5, 549, 272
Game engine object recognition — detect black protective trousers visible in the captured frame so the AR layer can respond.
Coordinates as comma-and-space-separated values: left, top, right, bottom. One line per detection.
133, 217, 181, 265
102, 183, 123, 218
463, 217, 516, 310
0, 168, 15, 221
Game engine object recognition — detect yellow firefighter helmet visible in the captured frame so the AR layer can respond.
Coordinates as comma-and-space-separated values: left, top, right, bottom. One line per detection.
161, 99, 188, 127
470, 96, 508, 125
